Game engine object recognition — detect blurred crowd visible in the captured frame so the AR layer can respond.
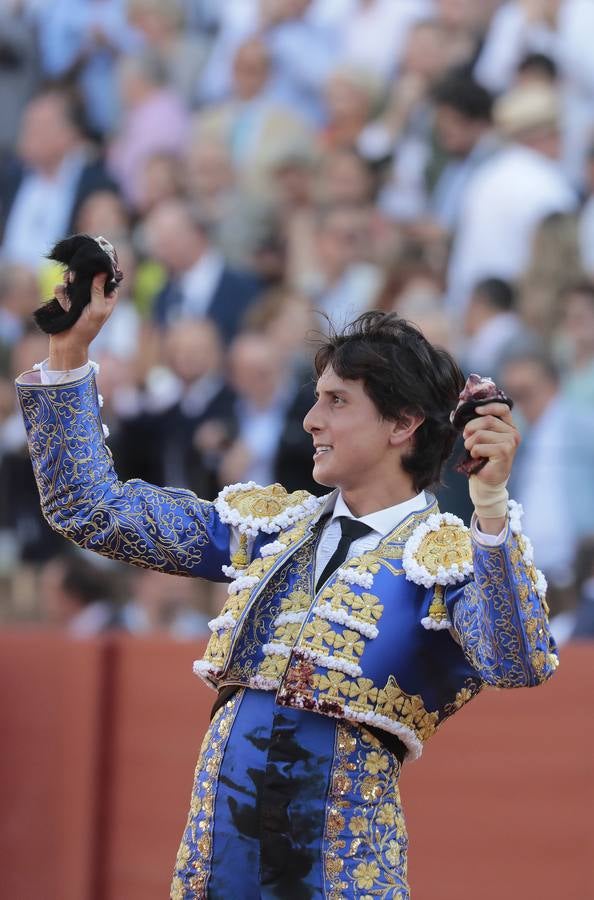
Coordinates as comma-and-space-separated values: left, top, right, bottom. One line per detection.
1, 0, 594, 644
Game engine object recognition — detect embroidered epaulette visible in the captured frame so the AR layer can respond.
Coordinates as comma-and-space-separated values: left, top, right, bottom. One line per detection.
215, 481, 324, 538
403, 513, 473, 631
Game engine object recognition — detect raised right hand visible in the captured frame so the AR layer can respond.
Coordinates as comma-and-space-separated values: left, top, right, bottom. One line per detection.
48, 273, 118, 370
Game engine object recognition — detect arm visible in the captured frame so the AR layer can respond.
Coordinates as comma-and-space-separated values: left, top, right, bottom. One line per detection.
15, 274, 232, 579
447, 514, 558, 687
448, 400, 558, 686
16, 365, 233, 580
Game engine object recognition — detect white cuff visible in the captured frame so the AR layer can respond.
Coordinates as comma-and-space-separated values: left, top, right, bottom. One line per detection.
36, 358, 94, 385
471, 513, 506, 547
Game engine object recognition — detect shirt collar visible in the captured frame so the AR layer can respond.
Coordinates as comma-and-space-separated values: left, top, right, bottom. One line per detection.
318, 489, 427, 537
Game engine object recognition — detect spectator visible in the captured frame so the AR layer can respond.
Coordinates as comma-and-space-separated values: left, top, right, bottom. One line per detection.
568, 536, 594, 640
336, 0, 432, 84
0, 85, 117, 268
434, 0, 492, 71
578, 143, 594, 276
360, 19, 450, 221
515, 51, 558, 87
464, 277, 535, 377
144, 198, 262, 343
321, 65, 382, 151
557, 281, 594, 405
520, 210, 584, 337
77, 190, 129, 239
316, 148, 376, 207
127, 0, 209, 107
216, 332, 311, 489
184, 134, 237, 230
0, 263, 39, 369
427, 73, 499, 233
474, 0, 561, 94
122, 568, 211, 638
135, 151, 185, 217
34, 0, 142, 136
447, 81, 577, 317
0, 1, 39, 159
297, 204, 383, 328
115, 317, 234, 494
195, 37, 312, 181
38, 552, 124, 637
501, 350, 594, 590
108, 51, 189, 209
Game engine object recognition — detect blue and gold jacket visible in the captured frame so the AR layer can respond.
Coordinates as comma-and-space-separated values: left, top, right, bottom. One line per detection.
16, 368, 558, 760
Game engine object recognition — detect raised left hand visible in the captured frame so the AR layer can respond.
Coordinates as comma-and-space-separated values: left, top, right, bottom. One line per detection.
463, 401, 521, 486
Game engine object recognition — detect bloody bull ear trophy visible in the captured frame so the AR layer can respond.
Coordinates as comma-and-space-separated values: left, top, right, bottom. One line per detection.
450, 373, 513, 477
33, 234, 124, 335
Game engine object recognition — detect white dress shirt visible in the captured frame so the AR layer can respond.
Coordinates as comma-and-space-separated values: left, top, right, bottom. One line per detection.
314, 490, 427, 583
314, 490, 503, 582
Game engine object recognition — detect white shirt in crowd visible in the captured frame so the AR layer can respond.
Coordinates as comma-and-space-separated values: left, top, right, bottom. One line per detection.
1, 149, 86, 268
447, 144, 576, 317
338, 0, 431, 82
475, 0, 594, 185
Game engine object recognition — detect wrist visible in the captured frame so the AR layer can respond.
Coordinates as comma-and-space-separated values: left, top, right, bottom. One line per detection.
48, 337, 89, 371
469, 476, 509, 523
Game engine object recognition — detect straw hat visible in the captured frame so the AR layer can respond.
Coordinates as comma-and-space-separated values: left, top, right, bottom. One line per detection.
494, 83, 560, 138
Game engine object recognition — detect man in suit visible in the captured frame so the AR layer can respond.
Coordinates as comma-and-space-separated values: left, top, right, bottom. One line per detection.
145, 198, 263, 344
0, 84, 117, 268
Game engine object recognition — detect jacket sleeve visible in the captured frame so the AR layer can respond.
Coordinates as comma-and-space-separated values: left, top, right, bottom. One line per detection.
16, 368, 232, 580
445, 505, 558, 688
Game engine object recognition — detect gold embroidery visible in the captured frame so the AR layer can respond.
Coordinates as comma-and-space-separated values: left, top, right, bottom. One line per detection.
427, 584, 448, 623
376, 677, 439, 743
171, 691, 242, 898
453, 532, 556, 687
222, 482, 313, 519
19, 378, 215, 575
201, 526, 317, 681
442, 678, 482, 718
323, 723, 409, 899
231, 533, 249, 569
415, 523, 472, 578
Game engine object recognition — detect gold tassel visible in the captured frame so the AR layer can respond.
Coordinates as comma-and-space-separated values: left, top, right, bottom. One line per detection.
231, 533, 249, 569
428, 584, 448, 623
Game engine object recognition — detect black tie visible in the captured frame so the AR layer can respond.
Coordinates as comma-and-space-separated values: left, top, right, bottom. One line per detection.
316, 516, 372, 593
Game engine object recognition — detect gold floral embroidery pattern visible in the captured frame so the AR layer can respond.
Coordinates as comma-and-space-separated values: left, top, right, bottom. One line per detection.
374, 676, 439, 743
319, 583, 385, 630
441, 678, 482, 719
323, 722, 409, 900
452, 533, 557, 687
18, 378, 215, 575
200, 524, 317, 682
278, 668, 438, 757
223, 537, 318, 685
170, 691, 242, 899
220, 482, 314, 521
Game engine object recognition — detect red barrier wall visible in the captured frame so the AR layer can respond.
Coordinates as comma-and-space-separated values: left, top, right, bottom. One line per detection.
0, 631, 103, 900
0, 633, 591, 900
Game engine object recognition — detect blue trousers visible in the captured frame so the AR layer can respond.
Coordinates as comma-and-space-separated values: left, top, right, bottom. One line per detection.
171, 689, 409, 899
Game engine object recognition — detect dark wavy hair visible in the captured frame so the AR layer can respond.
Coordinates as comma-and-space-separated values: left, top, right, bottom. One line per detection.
314, 312, 465, 492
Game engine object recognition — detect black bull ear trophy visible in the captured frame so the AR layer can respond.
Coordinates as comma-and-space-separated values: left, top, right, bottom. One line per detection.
33, 234, 124, 335
450, 373, 514, 477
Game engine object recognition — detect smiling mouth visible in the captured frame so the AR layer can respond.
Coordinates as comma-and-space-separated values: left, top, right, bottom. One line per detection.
313, 445, 332, 459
